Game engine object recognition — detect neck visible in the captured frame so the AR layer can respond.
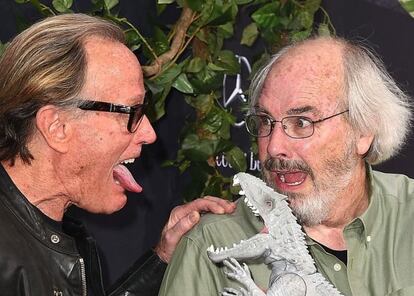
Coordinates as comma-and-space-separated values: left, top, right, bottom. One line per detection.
304, 161, 370, 250
2, 157, 70, 221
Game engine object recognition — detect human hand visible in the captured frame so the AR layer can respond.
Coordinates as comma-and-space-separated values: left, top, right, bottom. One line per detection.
154, 196, 236, 263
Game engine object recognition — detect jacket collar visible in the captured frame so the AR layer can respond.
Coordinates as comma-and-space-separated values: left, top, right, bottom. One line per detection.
0, 163, 79, 254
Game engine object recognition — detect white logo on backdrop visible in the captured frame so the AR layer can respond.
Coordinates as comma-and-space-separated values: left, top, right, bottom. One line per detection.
218, 55, 261, 172
222, 55, 252, 127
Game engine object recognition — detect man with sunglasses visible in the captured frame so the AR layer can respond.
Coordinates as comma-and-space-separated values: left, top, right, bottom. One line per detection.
0, 14, 235, 295
160, 37, 414, 295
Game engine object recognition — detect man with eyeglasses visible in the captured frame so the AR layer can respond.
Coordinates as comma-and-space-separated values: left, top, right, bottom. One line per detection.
160, 37, 414, 295
0, 14, 236, 295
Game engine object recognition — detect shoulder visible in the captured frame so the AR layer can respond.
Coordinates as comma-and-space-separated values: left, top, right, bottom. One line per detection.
371, 170, 414, 203
183, 198, 263, 250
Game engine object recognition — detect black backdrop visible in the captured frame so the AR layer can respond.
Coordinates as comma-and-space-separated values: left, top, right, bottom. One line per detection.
1, 0, 413, 287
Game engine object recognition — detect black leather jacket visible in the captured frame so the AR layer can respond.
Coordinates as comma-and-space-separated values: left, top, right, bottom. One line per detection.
0, 165, 166, 296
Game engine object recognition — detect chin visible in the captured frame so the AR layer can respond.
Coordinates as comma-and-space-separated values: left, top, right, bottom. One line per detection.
98, 194, 128, 214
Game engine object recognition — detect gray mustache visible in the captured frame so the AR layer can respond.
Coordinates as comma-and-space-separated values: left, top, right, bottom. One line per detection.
264, 157, 312, 176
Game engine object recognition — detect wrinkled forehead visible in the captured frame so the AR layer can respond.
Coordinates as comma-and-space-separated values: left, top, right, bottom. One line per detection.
81, 37, 145, 105
262, 40, 346, 113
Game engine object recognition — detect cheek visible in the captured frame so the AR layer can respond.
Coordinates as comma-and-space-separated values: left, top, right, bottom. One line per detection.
257, 138, 269, 161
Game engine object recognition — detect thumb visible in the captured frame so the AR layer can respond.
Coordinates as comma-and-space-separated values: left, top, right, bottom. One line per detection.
171, 211, 200, 238
185, 211, 200, 231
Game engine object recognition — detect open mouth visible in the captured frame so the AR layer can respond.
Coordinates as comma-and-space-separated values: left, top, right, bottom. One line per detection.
113, 158, 142, 193
276, 171, 307, 186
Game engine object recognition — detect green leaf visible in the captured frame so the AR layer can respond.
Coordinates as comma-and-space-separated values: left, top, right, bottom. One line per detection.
145, 81, 172, 121
217, 22, 234, 39
214, 50, 240, 75
91, 0, 105, 11
182, 134, 216, 161
158, 0, 175, 4
317, 23, 331, 37
290, 29, 311, 42
230, 181, 242, 195
104, 0, 118, 10
184, 93, 214, 113
400, 0, 414, 15
172, 73, 194, 94
205, 1, 238, 26
153, 26, 170, 55
235, 0, 253, 4
178, 160, 191, 174
124, 29, 141, 49
186, 57, 205, 73
188, 67, 223, 94
225, 146, 247, 172
183, 162, 209, 200
241, 23, 259, 46
216, 139, 234, 153
204, 175, 223, 196
15, 0, 30, 3
304, 0, 322, 14
186, 0, 204, 12
52, 0, 73, 13
295, 10, 313, 29
200, 111, 223, 134
251, 2, 280, 28
0, 42, 8, 57
153, 63, 182, 86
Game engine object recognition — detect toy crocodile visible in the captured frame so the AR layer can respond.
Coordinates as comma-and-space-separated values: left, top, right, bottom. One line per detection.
207, 172, 343, 296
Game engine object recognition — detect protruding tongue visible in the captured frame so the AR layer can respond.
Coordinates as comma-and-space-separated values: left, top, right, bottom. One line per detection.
283, 171, 307, 183
113, 164, 142, 193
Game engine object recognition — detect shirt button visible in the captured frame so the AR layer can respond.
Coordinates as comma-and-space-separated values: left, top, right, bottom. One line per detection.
51, 234, 60, 244
334, 263, 342, 271
366, 235, 372, 242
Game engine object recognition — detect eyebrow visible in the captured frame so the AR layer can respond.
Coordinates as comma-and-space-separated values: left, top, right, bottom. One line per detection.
286, 106, 315, 115
254, 105, 320, 117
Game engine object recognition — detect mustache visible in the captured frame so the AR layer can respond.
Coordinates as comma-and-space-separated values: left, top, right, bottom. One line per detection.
264, 157, 313, 176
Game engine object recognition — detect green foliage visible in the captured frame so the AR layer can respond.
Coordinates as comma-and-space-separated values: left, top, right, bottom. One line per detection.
400, 0, 414, 16
0, 41, 9, 56
8, 0, 331, 201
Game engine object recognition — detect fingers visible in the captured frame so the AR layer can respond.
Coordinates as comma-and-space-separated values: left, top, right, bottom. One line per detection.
155, 197, 235, 263
178, 196, 235, 216
155, 211, 200, 263
203, 196, 236, 213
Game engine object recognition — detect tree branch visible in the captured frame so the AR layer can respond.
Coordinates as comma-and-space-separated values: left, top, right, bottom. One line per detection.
142, 7, 195, 77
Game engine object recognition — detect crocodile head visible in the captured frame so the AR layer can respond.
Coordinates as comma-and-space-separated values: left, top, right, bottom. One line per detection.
207, 172, 291, 263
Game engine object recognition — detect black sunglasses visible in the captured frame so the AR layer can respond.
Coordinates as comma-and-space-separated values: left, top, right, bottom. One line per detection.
78, 100, 147, 133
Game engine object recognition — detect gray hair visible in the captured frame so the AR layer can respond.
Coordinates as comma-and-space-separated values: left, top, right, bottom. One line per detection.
248, 36, 412, 165
0, 13, 125, 164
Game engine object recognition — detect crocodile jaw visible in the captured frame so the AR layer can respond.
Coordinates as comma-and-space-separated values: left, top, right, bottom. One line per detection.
207, 233, 271, 263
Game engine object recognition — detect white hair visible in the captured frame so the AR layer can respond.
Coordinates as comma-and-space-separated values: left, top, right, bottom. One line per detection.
248, 36, 412, 164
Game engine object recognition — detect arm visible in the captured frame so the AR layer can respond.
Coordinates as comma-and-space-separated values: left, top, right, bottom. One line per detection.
108, 197, 235, 296
158, 236, 224, 296
155, 196, 235, 263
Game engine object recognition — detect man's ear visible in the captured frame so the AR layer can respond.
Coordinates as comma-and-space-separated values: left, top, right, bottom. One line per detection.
356, 133, 374, 157
35, 105, 72, 153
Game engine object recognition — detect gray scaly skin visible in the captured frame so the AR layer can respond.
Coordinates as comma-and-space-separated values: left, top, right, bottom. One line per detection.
207, 172, 343, 296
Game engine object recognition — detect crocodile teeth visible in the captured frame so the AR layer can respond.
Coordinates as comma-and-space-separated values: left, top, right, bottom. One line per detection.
207, 245, 214, 252
233, 176, 240, 185
239, 190, 245, 195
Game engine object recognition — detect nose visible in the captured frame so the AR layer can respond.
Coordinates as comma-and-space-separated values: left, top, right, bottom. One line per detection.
265, 122, 291, 158
134, 115, 157, 144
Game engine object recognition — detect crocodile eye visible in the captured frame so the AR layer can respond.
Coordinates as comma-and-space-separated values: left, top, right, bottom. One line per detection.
265, 200, 273, 208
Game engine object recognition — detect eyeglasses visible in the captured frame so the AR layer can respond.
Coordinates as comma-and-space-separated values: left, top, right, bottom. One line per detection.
78, 100, 147, 133
245, 110, 349, 139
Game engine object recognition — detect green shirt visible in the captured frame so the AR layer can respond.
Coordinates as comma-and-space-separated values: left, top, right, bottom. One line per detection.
159, 169, 414, 296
